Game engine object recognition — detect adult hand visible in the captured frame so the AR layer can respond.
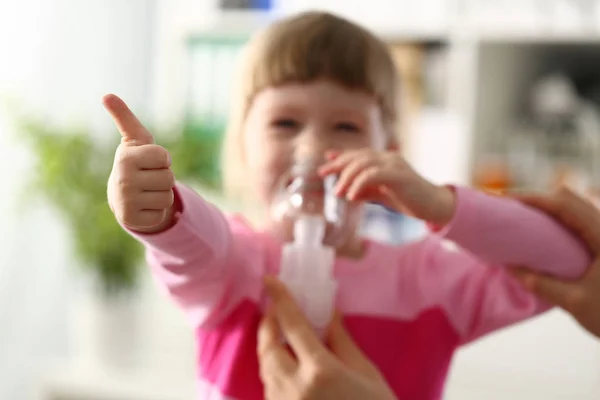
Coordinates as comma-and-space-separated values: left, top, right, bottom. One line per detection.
258, 277, 396, 400
511, 187, 600, 338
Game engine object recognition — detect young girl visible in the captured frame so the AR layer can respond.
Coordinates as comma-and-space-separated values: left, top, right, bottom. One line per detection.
104, 11, 590, 400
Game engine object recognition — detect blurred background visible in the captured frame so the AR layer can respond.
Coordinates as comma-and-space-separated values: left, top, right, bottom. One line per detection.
1, 0, 600, 399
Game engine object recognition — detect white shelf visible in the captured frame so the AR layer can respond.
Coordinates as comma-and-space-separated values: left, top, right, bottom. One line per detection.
476, 33, 600, 44
169, 0, 600, 43
38, 367, 195, 400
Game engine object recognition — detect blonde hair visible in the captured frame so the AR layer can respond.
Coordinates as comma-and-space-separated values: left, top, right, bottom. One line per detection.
222, 11, 400, 199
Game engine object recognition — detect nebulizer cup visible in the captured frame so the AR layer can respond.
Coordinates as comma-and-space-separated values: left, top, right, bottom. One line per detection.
270, 156, 349, 246
270, 155, 348, 337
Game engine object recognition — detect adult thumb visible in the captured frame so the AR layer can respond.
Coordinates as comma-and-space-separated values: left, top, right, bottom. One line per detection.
511, 267, 576, 311
102, 94, 154, 146
326, 312, 378, 377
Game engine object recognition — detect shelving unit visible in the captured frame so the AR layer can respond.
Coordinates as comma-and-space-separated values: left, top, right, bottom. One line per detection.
152, 1, 600, 188
472, 40, 600, 145
38, 367, 195, 400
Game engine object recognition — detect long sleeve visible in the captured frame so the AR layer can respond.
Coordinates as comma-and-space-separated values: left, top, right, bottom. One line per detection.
127, 183, 261, 329
418, 186, 591, 344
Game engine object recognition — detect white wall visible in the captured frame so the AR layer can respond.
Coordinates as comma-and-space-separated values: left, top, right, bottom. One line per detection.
0, 1, 157, 399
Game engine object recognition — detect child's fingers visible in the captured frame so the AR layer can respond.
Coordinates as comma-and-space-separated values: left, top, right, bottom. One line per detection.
103, 94, 155, 146
351, 186, 394, 207
325, 149, 342, 160
334, 155, 378, 196
318, 150, 363, 176
346, 168, 395, 201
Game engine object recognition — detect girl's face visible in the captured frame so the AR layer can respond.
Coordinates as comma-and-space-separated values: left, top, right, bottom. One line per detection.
242, 79, 389, 251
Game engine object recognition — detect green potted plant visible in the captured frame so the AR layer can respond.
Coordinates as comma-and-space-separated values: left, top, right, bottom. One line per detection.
17, 117, 221, 293
14, 111, 223, 369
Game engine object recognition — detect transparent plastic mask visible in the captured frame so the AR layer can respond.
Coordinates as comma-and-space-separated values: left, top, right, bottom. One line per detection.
270, 156, 348, 247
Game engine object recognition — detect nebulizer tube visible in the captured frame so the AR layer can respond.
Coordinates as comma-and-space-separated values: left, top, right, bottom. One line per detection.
272, 156, 348, 336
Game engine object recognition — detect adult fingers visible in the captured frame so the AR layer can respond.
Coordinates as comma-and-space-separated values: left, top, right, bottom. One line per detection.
258, 307, 297, 377
510, 267, 582, 313
326, 311, 380, 379
264, 276, 331, 365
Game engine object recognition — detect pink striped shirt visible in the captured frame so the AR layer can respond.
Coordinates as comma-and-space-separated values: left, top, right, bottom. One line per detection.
128, 184, 590, 400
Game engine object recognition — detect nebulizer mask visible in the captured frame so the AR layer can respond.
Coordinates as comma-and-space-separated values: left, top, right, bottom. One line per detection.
270, 155, 349, 336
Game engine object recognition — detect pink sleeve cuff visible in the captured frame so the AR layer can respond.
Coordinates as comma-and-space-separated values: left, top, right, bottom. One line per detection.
427, 185, 476, 238
426, 185, 457, 233
126, 183, 219, 250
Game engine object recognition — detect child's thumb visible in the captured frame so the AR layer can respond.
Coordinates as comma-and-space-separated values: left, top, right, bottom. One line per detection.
103, 94, 155, 146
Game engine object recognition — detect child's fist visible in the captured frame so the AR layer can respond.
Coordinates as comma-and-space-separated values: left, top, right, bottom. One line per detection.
319, 149, 455, 226
104, 94, 176, 232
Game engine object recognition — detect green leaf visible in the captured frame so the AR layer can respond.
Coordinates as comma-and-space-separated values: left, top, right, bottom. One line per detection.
14, 111, 223, 295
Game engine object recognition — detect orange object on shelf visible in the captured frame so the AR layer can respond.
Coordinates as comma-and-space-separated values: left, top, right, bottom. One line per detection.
473, 160, 512, 195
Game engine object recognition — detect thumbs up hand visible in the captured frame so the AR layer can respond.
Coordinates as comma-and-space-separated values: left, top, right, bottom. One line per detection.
104, 94, 176, 233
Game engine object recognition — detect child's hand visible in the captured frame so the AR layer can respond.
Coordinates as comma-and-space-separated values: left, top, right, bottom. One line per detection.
103, 94, 176, 233
319, 149, 455, 226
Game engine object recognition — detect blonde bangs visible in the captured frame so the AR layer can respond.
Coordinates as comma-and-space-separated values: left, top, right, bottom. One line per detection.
221, 11, 399, 200
244, 12, 398, 121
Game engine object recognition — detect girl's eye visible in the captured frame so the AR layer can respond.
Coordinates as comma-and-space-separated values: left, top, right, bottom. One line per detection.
335, 122, 360, 133
272, 118, 299, 129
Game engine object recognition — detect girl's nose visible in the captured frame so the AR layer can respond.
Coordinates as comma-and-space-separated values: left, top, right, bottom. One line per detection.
294, 129, 332, 164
